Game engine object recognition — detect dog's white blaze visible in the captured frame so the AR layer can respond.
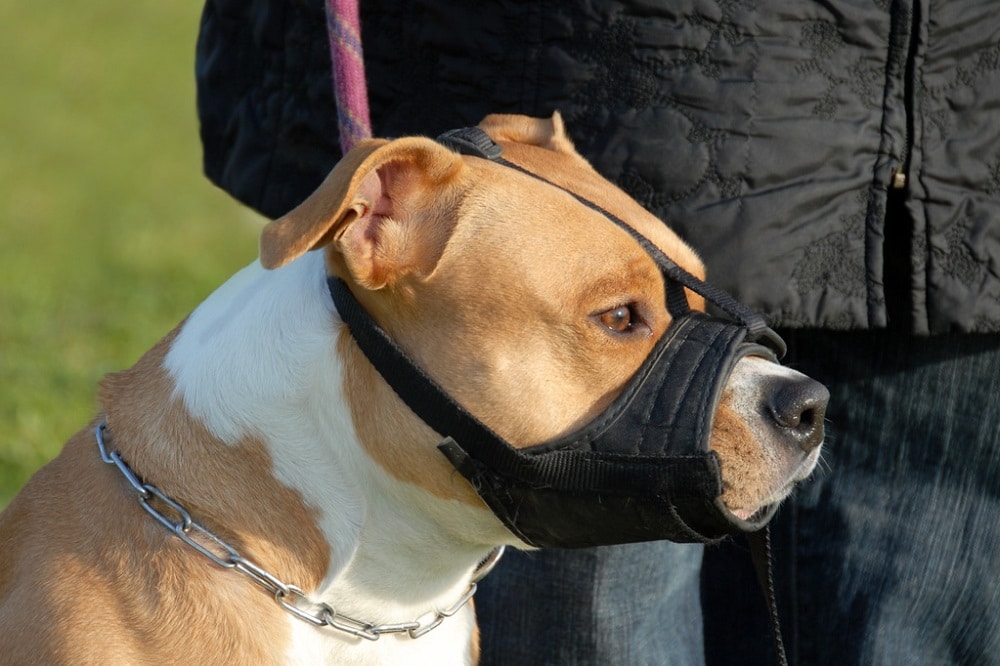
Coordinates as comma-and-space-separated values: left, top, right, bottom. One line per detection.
727, 357, 824, 501
727, 357, 819, 441
165, 250, 496, 662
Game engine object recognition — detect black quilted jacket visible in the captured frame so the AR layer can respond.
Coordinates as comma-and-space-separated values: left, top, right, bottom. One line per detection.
196, 0, 1000, 335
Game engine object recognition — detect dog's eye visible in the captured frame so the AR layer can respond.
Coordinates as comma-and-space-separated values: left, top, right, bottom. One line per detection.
598, 305, 636, 333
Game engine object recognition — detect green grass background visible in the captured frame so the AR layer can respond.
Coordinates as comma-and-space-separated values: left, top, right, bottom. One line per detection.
0, 0, 263, 508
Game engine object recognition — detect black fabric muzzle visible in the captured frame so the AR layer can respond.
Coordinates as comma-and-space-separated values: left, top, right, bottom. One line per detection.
328, 127, 787, 548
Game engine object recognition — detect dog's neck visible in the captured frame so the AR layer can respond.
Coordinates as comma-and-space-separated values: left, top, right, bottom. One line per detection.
110, 250, 498, 661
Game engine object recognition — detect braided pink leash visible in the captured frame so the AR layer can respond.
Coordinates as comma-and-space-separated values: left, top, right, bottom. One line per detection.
325, 0, 372, 152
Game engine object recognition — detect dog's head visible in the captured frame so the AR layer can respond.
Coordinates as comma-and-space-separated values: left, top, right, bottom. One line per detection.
259, 113, 826, 544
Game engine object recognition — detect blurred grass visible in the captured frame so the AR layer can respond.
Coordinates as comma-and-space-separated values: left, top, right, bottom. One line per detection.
0, 0, 262, 507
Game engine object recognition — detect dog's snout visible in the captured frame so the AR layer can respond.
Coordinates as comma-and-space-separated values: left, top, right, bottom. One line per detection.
768, 376, 829, 452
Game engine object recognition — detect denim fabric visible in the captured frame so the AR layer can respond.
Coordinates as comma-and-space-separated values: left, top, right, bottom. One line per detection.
477, 542, 705, 665
703, 330, 1000, 665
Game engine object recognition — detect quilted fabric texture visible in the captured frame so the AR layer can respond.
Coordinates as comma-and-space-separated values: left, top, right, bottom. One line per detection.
196, 0, 1000, 334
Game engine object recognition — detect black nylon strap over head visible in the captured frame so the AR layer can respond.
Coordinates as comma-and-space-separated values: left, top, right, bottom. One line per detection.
434, 126, 786, 358
437, 127, 504, 160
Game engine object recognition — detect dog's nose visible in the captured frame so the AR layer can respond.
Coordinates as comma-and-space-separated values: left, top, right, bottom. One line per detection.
768, 376, 829, 452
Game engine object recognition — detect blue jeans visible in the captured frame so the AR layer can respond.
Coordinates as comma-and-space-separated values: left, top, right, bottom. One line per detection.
477, 542, 705, 665
703, 330, 1000, 665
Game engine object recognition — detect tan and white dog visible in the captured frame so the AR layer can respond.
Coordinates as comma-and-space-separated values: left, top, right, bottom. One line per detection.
0, 114, 825, 664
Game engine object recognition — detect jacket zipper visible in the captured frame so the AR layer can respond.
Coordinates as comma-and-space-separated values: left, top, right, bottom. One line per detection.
892, 0, 921, 190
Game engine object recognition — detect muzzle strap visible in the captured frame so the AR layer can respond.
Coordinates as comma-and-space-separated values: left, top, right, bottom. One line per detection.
329, 277, 720, 499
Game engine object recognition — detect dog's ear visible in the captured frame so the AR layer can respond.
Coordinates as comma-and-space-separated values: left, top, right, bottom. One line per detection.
478, 111, 577, 155
260, 137, 464, 288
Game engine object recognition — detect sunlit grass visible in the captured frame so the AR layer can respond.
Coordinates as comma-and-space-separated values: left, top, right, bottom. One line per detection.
0, 0, 262, 507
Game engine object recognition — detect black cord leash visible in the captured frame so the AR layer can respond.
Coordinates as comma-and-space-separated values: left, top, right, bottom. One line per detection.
748, 526, 789, 666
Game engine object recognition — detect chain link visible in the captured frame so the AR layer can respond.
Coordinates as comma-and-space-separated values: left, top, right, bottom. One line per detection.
95, 422, 504, 641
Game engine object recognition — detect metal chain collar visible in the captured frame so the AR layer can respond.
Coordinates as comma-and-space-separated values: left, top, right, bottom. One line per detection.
94, 422, 505, 641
